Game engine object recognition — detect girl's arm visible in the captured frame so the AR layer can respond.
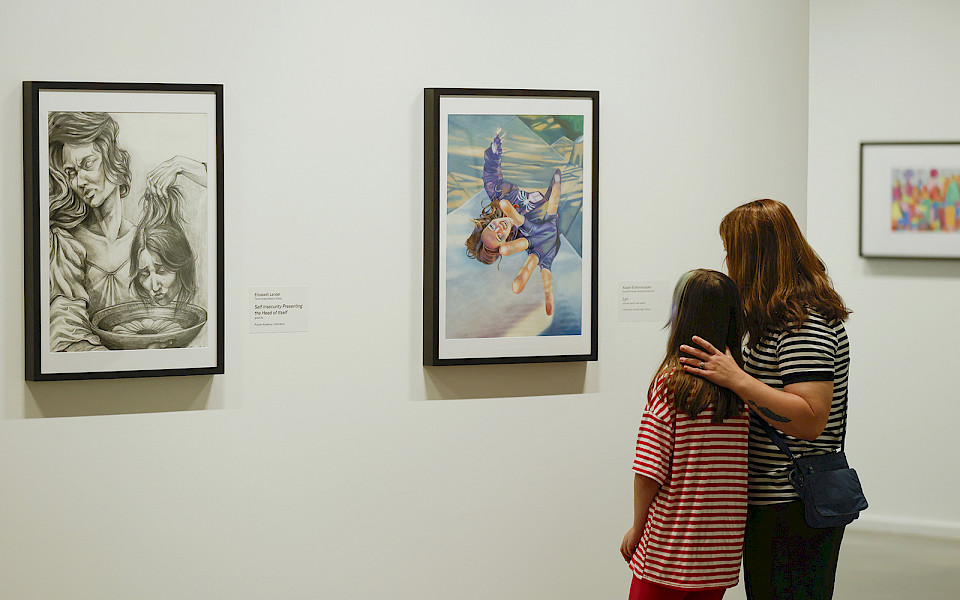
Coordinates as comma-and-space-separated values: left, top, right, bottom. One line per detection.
498, 198, 525, 226
679, 338, 833, 440
620, 474, 660, 562
499, 237, 528, 257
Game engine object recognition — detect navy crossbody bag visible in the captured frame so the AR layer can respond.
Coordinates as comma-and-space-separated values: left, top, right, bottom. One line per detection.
758, 414, 868, 528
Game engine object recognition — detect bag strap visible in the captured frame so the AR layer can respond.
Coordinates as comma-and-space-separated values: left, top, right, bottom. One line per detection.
839, 402, 847, 453
757, 417, 798, 462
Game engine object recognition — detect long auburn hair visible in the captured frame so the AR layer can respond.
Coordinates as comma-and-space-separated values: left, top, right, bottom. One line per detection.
720, 199, 849, 348
649, 269, 745, 423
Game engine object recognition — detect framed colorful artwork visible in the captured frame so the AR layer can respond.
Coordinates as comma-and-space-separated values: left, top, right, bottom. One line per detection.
860, 141, 960, 259
23, 81, 224, 380
423, 88, 599, 366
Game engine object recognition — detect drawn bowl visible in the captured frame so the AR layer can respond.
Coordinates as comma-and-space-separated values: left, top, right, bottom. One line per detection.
90, 301, 207, 350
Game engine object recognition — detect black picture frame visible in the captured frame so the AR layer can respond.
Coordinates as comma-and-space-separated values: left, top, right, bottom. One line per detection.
860, 141, 960, 259
424, 88, 599, 366
24, 81, 225, 380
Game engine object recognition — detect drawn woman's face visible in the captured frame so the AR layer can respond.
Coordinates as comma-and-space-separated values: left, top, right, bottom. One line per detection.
481, 217, 513, 251
137, 248, 181, 306
60, 143, 116, 208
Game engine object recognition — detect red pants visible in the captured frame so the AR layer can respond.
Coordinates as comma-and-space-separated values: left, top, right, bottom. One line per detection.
629, 577, 726, 600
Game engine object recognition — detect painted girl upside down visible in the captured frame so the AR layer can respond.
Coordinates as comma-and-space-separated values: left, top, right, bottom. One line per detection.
464, 129, 562, 316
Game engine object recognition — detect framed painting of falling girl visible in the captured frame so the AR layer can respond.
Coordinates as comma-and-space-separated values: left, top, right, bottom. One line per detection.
23, 81, 224, 380
423, 88, 599, 366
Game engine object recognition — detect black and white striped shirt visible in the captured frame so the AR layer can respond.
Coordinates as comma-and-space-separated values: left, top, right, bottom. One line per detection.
742, 311, 850, 505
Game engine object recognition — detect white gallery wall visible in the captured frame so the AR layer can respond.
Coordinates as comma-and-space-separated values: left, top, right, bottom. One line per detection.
808, 0, 960, 538
0, 1, 837, 599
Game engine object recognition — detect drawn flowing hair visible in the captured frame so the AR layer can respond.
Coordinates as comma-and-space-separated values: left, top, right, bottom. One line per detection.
648, 269, 745, 423
464, 199, 518, 266
48, 112, 132, 228
139, 184, 186, 231
129, 185, 197, 308
719, 199, 850, 348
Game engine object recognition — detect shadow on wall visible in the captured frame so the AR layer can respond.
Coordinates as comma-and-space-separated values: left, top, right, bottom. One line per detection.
423, 361, 590, 401
23, 375, 214, 418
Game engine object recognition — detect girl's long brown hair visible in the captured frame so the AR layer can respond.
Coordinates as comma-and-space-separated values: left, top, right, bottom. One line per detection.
720, 199, 849, 348
464, 200, 519, 265
648, 269, 745, 423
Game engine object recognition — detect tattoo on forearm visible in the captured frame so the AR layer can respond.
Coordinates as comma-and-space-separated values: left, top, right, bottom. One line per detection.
747, 399, 791, 423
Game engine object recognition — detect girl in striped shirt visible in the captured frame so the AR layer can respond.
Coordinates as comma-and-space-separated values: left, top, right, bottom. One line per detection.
621, 269, 750, 600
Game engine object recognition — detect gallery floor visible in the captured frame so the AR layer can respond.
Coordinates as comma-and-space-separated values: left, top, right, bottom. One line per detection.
724, 528, 960, 599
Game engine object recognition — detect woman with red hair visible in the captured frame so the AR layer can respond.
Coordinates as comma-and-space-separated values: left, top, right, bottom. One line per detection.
680, 199, 852, 599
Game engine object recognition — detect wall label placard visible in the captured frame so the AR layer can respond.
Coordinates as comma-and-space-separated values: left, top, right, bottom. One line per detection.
618, 281, 668, 323
249, 286, 308, 333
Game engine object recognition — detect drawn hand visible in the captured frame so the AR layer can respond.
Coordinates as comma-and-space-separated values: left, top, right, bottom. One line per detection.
679, 336, 743, 389
146, 156, 208, 197
65, 340, 107, 352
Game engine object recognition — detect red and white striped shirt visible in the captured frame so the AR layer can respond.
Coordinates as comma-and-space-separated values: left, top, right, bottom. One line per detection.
629, 377, 750, 590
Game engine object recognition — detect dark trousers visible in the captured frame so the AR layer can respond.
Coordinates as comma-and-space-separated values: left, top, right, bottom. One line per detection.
743, 501, 845, 600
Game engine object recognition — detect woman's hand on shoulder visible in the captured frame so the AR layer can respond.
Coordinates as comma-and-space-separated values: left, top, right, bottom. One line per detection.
679, 336, 746, 390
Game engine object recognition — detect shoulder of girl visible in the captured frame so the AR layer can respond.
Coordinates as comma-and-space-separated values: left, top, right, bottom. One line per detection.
649, 370, 672, 396
647, 384, 674, 418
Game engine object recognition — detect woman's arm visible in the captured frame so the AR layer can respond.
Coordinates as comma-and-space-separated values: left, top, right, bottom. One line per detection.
679, 337, 833, 440
620, 474, 660, 561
